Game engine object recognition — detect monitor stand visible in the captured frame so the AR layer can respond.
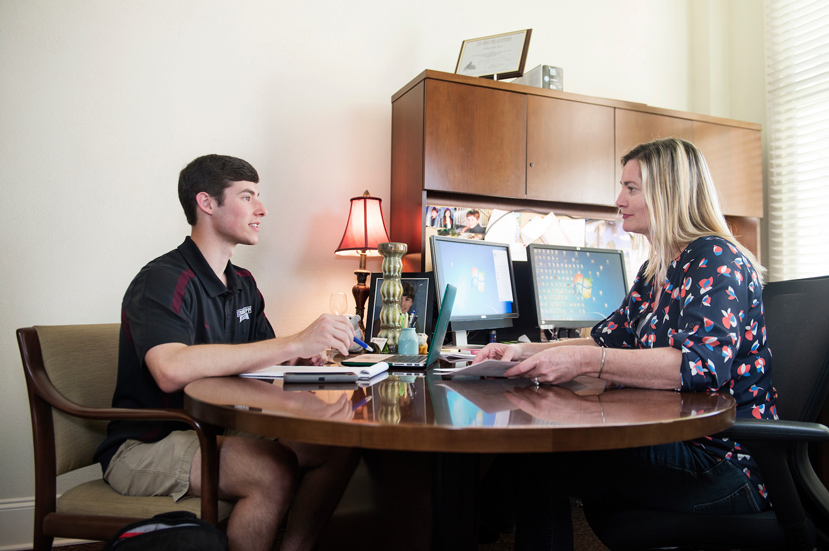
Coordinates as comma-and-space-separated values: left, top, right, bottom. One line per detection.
450, 331, 486, 349
452, 330, 469, 349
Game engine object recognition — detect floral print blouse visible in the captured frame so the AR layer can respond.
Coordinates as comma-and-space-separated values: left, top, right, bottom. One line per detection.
591, 236, 777, 506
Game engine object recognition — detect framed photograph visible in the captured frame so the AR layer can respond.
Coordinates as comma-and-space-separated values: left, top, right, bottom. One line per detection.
366, 272, 437, 340
455, 29, 532, 80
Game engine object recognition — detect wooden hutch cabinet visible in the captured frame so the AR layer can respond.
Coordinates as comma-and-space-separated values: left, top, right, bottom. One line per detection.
614, 109, 763, 219
390, 70, 763, 269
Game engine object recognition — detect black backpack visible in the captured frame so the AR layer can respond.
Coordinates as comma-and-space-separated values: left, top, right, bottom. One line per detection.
103, 511, 227, 551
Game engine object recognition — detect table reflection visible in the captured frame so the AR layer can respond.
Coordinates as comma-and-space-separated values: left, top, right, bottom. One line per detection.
187, 373, 731, 429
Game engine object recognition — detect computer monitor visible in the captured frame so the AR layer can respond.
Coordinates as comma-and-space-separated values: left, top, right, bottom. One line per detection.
430, 235, 519, 347
528, 244, 628, 331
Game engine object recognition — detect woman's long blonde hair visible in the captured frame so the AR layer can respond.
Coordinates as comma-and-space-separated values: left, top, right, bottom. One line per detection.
621, 138, 764, 286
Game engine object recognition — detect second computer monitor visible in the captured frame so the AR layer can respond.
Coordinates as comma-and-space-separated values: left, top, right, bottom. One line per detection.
430, 235, 519, 346
528, 244, 628, 330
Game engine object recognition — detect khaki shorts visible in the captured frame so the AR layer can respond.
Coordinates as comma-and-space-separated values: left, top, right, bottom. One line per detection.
104, 430, 199, 502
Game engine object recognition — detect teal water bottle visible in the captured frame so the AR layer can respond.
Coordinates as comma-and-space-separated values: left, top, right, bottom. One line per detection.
398, 327, 418, 355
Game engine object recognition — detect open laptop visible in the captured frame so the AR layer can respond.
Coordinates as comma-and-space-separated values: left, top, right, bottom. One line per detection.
341, 283, 457, 369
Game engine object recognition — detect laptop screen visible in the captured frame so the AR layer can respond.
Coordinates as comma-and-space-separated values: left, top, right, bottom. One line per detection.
424, 283, 457, 365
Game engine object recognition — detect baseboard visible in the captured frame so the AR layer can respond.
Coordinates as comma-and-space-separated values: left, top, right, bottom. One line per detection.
0, 497, 34, 550
0, 497, 93, 551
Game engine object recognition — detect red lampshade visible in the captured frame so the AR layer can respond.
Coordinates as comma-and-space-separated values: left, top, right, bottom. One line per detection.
335, 191, 390, 257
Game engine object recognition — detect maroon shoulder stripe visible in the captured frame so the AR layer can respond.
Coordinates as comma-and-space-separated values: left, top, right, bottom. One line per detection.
121, 309, 133, 345
172, 269, 196, 314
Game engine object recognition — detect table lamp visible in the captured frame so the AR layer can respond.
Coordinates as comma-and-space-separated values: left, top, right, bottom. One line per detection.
335, 190, 390, 331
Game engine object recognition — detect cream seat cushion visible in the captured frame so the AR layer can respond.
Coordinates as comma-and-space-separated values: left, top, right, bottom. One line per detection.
58, 478, 234, 520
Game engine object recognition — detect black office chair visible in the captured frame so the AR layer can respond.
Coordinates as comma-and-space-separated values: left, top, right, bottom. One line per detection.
583, 275, 829, 551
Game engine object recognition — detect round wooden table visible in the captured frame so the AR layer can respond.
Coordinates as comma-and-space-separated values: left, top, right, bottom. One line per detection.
185, 373, 735, 551
184, 373, 735, 453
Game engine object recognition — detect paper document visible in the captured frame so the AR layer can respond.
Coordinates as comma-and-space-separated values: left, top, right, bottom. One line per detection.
240, 362, 389, 380
433, 359, 519, 378
439, 352, 476, 362
486, 209, 521, 244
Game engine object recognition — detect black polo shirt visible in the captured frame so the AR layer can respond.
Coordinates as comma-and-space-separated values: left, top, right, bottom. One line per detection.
95, 236, 275, 471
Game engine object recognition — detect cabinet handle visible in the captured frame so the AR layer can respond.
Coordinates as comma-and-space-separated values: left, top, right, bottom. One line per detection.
529, 162, 535, 168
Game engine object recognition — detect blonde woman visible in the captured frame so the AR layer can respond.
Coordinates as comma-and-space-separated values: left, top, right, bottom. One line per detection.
474, 138, 776, 549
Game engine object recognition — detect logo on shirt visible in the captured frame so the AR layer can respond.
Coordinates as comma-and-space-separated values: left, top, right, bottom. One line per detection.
237, 306, 252, 323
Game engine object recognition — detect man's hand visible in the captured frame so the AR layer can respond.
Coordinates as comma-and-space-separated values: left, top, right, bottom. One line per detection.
283, 352, 328, 366
291, 314, 354, 358
279, 390, 354, 421
144, 315, 356, 393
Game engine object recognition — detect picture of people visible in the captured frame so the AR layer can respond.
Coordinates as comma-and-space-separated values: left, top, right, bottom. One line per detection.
441, 207, 454, 229
428, 206, 441, 227
428, 205, 491, 239
366, 273, 436, 339
399, 281, 417, 328
459, 209, 485, 234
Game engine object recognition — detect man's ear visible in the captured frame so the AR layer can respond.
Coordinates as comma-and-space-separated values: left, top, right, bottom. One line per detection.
195, 191, 215, 217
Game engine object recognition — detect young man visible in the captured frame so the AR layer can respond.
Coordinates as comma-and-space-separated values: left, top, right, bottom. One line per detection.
94, 154, 358, 551
459, 209, 484, 234
428, 206, 440, 227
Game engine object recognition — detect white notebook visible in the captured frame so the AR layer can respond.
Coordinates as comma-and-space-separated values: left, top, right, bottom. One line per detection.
240, 361, 389, 380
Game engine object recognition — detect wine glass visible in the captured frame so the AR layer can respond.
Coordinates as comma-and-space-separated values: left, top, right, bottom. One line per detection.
329, 293, 348, 316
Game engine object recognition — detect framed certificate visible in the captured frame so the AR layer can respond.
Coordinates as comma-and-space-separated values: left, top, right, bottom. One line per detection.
455, 29, 532, 80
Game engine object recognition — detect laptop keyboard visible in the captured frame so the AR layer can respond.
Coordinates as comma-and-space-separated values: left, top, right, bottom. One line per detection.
393, 355, 428, 363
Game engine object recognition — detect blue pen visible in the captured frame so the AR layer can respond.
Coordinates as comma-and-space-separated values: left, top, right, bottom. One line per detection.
352, 395, 373, 411
353, 336, 371, 350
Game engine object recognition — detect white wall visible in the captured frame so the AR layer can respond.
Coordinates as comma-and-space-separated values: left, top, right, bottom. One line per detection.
0, 0, 765, 547
689, 0, 764, 120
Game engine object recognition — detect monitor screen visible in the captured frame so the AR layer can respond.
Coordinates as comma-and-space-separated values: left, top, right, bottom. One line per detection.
430, 236, 519, 342
528, 244, 628, 329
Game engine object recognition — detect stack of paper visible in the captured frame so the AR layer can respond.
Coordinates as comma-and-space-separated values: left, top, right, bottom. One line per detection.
433, 359, 518, 378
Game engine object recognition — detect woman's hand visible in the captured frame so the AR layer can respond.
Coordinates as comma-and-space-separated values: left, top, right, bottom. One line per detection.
504, 345, 595, 385
503, 385, 604, 423
471, 343, 524, 363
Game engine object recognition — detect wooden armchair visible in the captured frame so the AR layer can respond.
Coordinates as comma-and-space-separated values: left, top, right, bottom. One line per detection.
17, 324, 233, 551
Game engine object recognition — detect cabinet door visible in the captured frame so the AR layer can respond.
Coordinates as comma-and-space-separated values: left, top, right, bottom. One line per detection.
423, 80, 526, 198
615, 109, 694, 183
693, 121, 763, 217
527, 96, 615, 205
